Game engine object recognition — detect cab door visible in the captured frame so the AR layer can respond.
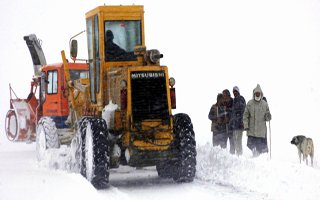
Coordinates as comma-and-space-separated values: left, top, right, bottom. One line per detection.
87, 15, 100, 104
44, 69, 59, 115
42, 68, 67, 128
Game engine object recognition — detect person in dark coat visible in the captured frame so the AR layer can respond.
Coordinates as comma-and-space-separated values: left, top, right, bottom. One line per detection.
208, 93, 228, 148
229, 86, 246, 156
105, 30, 126, 60
243, 84, 272, 157
222, 89, 234, 154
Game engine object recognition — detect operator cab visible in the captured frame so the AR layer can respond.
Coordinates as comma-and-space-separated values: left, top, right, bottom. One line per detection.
85, 6, 145, 104
86, 6, 143, 64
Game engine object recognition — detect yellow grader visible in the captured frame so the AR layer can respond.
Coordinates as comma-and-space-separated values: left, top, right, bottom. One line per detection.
5, 5, 196, 189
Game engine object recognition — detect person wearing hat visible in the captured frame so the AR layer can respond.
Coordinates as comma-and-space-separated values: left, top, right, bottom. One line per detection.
229, 86, 246, 156
208, 93, 228, 148
243, 84, 272, 157
222, 89, 234, 154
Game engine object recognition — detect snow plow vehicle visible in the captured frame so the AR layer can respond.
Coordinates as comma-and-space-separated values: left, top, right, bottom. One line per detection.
5, 5, 196, 189
5, 34, 88, 143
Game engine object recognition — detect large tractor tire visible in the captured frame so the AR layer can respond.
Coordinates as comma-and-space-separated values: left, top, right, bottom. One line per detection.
156, 160, 175, 178
36, 117, 60, 161
172, 113, 197, 183
78, 117, 110, 189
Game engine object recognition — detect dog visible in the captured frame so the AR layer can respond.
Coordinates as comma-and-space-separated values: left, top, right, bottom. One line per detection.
290, 135, 314, 167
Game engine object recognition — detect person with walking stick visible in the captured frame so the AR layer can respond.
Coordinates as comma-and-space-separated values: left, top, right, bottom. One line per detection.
243, 84, 272, 157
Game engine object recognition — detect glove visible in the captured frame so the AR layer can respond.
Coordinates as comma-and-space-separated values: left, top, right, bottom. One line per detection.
264, 113, 271, 121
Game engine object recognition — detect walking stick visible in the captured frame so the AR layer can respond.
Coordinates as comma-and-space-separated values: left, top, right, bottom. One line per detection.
268, 121, 271, 160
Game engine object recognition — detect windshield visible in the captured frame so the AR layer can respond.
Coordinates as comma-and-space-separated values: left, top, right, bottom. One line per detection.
105, 20, 141, 61
70, 70, 88, 80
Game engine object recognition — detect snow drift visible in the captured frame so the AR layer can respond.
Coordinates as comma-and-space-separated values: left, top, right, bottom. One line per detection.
197, 143, 320, 199
7, 142, 317, 200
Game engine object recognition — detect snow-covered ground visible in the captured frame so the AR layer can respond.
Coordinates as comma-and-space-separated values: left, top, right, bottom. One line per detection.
1, 137, 320, 200
2, 0, 320, 199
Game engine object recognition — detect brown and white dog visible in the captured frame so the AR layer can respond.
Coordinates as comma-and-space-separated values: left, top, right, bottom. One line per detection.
290, 135, 314, 167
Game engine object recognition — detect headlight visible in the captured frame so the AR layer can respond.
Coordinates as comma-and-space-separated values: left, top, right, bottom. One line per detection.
169, 77, 175, 87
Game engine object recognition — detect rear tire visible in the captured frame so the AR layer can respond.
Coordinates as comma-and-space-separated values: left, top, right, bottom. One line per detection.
79, 117, 110, 189
172, 113, 197, 183
36, 117, 60, 161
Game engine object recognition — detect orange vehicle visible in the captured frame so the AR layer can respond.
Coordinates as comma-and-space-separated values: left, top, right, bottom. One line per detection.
39, 64, 88, 128
5, 34, 88, 143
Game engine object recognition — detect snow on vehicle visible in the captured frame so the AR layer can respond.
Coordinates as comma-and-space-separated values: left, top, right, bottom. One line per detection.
4, 5, 197, 189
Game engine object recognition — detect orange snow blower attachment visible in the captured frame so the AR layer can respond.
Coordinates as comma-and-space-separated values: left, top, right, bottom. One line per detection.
5, 80, 39, 142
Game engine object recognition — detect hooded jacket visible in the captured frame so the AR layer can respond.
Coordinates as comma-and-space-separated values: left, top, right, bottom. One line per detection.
243, 84, 272, 138
208, 94, 227, 135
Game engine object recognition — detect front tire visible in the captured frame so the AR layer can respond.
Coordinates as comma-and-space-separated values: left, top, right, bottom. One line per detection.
156, 160, 175, 178
172, 113, 197, 182
79, 117, 110, 189
36, 117, 60, 161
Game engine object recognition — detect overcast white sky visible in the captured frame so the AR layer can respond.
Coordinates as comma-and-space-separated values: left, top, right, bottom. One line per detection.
1, 1, 320, 199
1, 0, 320, 150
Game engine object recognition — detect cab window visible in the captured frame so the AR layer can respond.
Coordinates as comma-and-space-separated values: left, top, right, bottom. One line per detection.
70, 70, 89, 80
105, 20, 141, 61
47, 70, 58, 94
87, 15, 100, 103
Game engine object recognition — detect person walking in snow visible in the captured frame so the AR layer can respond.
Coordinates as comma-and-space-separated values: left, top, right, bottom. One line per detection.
222, 89, 234, 154
243, 84, 272, 157
208, 93, 228, 148
229, 86, 246, 156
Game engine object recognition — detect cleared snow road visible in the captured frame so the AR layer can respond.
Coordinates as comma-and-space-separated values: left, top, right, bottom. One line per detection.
104, 166, 268, 200
0, 143, 267, 200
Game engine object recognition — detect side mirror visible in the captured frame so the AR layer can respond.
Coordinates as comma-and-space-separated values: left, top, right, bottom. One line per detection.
70, 39, 78, 61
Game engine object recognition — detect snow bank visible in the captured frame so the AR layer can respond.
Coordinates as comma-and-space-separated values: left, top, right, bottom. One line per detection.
4, 141, 320, 199
33, 141, 320, 200
37, 145, 78, 172
196, 143, 320, 199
